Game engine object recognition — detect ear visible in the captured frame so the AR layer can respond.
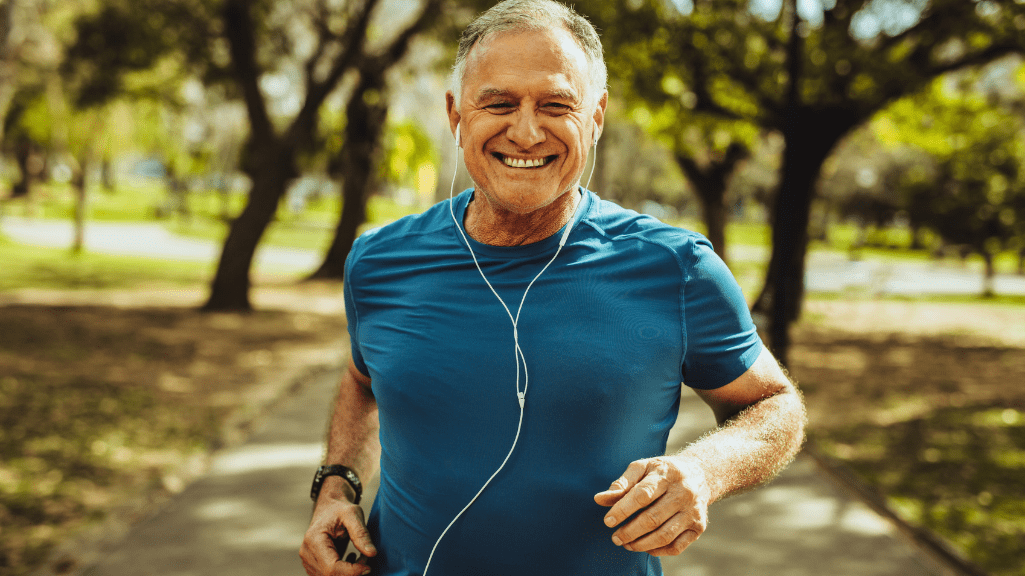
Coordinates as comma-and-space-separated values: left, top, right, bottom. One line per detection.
446, 91, 461, 146
591, 90, 608, 146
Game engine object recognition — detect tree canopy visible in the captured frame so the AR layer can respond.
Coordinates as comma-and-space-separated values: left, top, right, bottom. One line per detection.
586, 0, 1025, 362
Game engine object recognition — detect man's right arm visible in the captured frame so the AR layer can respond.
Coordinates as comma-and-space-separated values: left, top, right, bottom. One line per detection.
300, 359, 381, 576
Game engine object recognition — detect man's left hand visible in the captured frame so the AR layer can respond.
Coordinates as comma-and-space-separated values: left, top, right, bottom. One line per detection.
594, 456, 711, 556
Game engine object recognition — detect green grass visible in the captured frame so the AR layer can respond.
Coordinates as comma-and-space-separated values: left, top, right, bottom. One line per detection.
806, 292, 1025, 307
0, 234, 212, 291
815, 404, 1025, 576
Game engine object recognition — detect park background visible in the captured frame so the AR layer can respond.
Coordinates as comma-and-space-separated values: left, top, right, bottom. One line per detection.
1, 0, 1024, 574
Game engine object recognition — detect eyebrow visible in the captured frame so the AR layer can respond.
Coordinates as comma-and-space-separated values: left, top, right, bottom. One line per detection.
472, 87, 580, 103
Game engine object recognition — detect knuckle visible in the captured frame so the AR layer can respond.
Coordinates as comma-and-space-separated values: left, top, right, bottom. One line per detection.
639, 508, 661, 531
638, 485, 656, 502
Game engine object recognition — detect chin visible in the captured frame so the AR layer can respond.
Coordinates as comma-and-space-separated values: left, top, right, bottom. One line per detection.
475, 184, 576, 215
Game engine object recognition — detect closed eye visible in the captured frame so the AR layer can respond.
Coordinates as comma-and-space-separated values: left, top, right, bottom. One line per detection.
485, 103, 516, 113
542, 102, 572, 114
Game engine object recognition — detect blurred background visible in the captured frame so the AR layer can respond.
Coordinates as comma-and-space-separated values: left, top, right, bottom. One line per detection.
0, 0, 1023, 575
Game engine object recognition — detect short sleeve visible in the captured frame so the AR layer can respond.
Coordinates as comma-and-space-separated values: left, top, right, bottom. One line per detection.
344, 236, 371, 378
680, 237, 763, 389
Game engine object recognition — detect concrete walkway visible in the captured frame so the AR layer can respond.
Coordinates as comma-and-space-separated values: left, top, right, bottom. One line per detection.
61, 368, 957, 576
0, 217, 320, 274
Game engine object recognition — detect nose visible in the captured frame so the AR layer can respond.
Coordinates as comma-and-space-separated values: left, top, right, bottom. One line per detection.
505, 110, 546, 149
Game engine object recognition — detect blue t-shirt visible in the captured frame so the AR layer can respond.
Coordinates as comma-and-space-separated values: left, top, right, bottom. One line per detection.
344, 189, 762, 576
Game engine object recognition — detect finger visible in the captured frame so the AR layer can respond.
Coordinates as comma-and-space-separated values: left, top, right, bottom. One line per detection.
329, 560, 372, 576
605, 469, 668, 529
302, 530, 342, 570
341, 506, 378, 558
595, 461, 649, 511
618, 510, 692, 551
646, 528, 701, 557
613, 496, 682, 547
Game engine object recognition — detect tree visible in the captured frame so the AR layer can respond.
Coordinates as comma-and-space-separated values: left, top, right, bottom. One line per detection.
308, 11, 443, 279
878, 77, 1025, 295
595, 6, 760, 265
587, 0, 1025, 363
64, 0, 443, 310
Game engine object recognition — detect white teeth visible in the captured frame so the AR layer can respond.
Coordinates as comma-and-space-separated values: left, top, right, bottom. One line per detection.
503, 156, 546, 168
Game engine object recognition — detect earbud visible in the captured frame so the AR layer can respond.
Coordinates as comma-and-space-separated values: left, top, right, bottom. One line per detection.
455, 123, 461, 148
592, 121, 599, 146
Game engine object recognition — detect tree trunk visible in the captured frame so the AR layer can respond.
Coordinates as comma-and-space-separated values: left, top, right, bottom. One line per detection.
699, 192, 728, 265
982, 250, 995, 297
674, 143, 748, 267
101, 156, 116, 193
753, 118, 850, 365
10, 138, 32, 198
203, 141, 296, 310
308, 69, 390, 280
72, 163, 87, 254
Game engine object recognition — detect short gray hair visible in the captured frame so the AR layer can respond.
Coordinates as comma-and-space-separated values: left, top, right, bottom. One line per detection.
451, 0, 607, 108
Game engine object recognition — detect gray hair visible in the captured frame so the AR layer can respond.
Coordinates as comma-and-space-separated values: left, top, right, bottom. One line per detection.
450, 0, 607, 108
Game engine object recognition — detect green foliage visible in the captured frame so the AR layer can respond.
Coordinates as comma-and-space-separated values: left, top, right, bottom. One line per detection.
591, 0, 762, 173
874, 76, 1025, 260
380, 120, 439, 201
61, 0, 221, 108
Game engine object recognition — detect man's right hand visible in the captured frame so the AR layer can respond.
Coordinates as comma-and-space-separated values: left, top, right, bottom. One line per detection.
300, 494, 377, 576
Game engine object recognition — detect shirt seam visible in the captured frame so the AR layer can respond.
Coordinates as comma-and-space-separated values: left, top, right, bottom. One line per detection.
580, 218, 691, 376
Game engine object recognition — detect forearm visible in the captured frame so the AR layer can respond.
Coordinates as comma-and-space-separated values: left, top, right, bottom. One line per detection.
676, 386, 806, 504
319, 362, 381, 505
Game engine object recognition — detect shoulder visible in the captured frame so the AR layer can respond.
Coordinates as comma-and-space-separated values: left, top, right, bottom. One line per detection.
348, 194, 463, 267
581, 194, 714, 271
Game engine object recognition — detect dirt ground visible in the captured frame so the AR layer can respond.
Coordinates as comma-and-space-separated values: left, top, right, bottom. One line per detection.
0, 282, 347, 575
793, 298, 1025, 576
1, 287, 1022, 575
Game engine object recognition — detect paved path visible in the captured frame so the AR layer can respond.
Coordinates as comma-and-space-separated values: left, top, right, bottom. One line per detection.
0, 217, 320, 274
60, 369, 956, 576
5, 217, 1024, 296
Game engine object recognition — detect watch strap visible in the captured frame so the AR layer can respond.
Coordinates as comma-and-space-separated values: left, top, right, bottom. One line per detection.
311, 465, 362, 504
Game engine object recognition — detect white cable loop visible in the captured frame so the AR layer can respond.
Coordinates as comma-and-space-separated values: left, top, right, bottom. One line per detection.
425, 135, 594, 575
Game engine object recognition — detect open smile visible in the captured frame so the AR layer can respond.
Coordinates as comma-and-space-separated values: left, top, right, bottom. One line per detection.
493, 153, 558, 169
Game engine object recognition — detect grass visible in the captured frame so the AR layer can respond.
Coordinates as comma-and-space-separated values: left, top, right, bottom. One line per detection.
793, 305, 1025, 576
0, 234, 212, 291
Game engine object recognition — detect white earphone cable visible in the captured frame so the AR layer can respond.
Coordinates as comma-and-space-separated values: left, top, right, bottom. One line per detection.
425, 127, 593, 575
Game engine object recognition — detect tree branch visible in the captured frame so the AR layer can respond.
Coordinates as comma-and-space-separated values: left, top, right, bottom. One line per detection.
367, 0, 444, 71
287, 0, 381, 148
222, 0, 274, 141
303, 0, 336, 99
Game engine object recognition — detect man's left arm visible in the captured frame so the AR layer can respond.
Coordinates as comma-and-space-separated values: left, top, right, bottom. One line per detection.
594, 346, 806, 556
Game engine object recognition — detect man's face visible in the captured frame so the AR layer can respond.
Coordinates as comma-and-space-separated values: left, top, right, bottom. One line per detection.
447, 26, 606, 215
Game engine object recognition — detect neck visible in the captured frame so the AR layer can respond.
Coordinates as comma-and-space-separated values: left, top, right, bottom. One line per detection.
464, 188, 581, 246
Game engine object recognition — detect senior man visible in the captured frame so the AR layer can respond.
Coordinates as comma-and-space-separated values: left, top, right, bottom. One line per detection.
300, 1, 806, 575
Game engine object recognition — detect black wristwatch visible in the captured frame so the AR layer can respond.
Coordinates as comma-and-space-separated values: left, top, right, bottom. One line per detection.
310, 465, 362, 504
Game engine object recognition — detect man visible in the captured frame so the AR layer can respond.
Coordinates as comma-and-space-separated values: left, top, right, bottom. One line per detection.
300, 1, 806, 575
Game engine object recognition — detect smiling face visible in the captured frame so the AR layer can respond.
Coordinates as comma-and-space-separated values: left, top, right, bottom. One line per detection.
447, 26, 606, 216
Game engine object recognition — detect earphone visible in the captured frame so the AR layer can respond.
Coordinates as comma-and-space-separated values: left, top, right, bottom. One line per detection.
424, 120, 594, 575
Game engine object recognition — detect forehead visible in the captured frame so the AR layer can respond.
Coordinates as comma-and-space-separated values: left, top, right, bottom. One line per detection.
461, 27, 590, 102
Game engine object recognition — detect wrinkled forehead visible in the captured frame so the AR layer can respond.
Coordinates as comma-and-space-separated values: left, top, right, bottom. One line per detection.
461, 27, 591, 100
